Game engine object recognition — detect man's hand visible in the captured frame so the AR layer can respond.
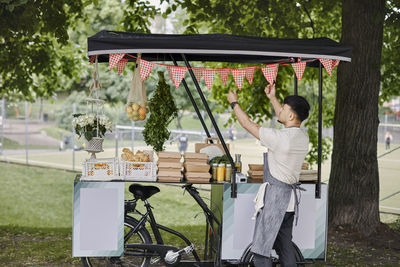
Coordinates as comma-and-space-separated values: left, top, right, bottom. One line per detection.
265, 83, 276, 99
227, 90, 238, 104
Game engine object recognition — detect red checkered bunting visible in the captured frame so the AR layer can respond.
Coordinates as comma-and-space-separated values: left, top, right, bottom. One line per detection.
261, 63, 279, 84
232, 68, 246, 90
191, 67, 204, 83
89, 55, 96, 65
217, 68, 230, 86
333, 59, 340, 68
203, 69, 216, 90
319, 58, 337, 76
167, 65, 187, 88
291, 60, 307, 81
139, 59, 155, 81
245, 67, 256, 85
117, 58, 128, 75
109, 53, 126, 70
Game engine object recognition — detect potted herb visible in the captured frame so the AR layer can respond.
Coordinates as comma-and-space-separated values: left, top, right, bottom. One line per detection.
72, 113, 112, 152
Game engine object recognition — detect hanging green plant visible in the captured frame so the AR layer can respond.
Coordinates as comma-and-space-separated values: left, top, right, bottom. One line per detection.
143, 71, 178, 152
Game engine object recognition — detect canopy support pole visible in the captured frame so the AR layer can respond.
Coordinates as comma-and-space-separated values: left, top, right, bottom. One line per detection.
170, 55, 212, 139
294, 74, 298, 95
181, 54, 237, 198
316, 62, 322, 199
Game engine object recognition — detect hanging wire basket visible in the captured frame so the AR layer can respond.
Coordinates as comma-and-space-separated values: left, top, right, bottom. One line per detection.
85, 137, 104, 153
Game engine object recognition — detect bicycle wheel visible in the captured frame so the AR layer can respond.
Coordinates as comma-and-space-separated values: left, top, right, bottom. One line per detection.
240, 242, 304, 267
81, 217, 152, 267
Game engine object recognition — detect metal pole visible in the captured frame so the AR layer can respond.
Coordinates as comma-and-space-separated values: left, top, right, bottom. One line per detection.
294, 73, 298, 95
25, 101, 28, 165
181, 54, 237, 198
115, 127, 119, 159
131, 121, 135, 152
316, 62, 323, 199
72, 103, 76, 171
0, 98, 4, 156
170, 55, 212, 139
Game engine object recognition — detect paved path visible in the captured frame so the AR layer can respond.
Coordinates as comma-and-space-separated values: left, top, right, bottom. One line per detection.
1, 120, 61, 146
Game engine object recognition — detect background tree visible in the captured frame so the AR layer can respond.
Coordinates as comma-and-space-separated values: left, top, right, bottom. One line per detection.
0, 0, 159, 101
329, 0, 385, 235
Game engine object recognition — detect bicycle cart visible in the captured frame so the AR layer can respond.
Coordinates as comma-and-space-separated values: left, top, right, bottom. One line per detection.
72, 31, 352, 266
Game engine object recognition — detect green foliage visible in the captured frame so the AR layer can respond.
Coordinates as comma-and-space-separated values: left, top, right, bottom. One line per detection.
55, 91, 87, 130
143, 72, 178, 152
0, 0, 160, 101
0, 1, 88, 100
380, 0, 400, 103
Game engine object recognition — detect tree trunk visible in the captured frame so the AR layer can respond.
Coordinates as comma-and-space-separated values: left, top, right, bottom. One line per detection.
329, 0, 385, 235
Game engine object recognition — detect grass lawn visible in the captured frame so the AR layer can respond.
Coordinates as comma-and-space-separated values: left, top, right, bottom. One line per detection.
0, 162, 209, 265
1, 145, 400, 265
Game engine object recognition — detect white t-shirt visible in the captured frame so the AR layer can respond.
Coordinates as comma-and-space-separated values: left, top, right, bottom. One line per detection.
259, 126, 309, 211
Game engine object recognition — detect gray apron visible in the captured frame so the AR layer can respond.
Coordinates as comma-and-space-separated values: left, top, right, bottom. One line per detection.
251, 153, 305, 257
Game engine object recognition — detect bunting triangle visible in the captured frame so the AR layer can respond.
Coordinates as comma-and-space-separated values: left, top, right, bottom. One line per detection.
117, 58, 129, 75
245, 67, 256, 85
217, 68, 230, 86
291, 60, 307, 81
261, 63, 279, 84
232, 68, 246, 90
319, 58, 334, 76
139, 59, 155, 81
332, 59, 340, 68
203, 69, 216, 90
109, 53, 126, 70
167, 66, 187, 88
191, 68, 204, 83
89, 55, 96, 65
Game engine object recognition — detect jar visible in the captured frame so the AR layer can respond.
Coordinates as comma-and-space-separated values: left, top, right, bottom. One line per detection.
217, 163, 226, 183
212, 163, 218, 180
235, 154, 242, 172
225, 164, 232, 182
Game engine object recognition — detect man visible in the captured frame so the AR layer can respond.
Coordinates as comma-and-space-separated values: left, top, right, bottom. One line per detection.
385, 131, 393, 150
227, 83, 310, 267
178, 134, 188, 153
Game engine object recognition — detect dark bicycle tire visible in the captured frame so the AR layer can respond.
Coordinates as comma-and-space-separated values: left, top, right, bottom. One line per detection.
240, 241, 305, 267
81, 217, 153, 267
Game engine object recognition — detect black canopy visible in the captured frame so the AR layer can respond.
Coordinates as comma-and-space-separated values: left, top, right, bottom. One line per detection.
88, 30, 352, 65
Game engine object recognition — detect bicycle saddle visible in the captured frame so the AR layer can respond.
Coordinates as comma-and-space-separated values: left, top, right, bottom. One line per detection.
129, 184, 160, 201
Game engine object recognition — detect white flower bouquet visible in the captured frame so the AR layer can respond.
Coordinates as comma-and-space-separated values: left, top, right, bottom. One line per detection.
72, 113, 112, 141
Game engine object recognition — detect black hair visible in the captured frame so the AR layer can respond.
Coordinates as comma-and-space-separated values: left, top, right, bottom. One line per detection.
283, 95, 310, 122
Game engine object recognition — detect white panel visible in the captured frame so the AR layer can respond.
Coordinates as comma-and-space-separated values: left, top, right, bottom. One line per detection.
80, 188, 118, 250
233, 194, 256, 249
292, 193, 316, 249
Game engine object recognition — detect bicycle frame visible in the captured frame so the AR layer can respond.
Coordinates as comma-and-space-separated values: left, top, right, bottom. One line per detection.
123, 184, 223, 265
124, 197, 201, 262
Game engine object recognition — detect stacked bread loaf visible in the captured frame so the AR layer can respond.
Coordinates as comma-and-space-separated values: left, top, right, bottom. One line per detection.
248, 164, 264, 183
157, 152, 182, 182
299, 162, 317, 182
247, 162, 318, 183
184, 153, 211, 183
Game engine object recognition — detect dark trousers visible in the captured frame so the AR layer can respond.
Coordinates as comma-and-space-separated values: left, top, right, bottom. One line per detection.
253, 212, 296, 267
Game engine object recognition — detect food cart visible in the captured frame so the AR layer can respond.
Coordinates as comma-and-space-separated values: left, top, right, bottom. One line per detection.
72, 30, 352, 266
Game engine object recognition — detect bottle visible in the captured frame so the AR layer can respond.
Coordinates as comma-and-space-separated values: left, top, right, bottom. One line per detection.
217, 163, 226, 183
212, 163, 218, 181
235, 154, 242, 173
225, 164, 232, 182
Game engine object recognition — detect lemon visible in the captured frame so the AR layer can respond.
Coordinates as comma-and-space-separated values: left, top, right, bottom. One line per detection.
132, 103, 140, 111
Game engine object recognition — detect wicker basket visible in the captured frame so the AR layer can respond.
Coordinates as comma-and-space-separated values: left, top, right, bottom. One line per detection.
85, 137, 104, 152
120, 160, 156, 181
